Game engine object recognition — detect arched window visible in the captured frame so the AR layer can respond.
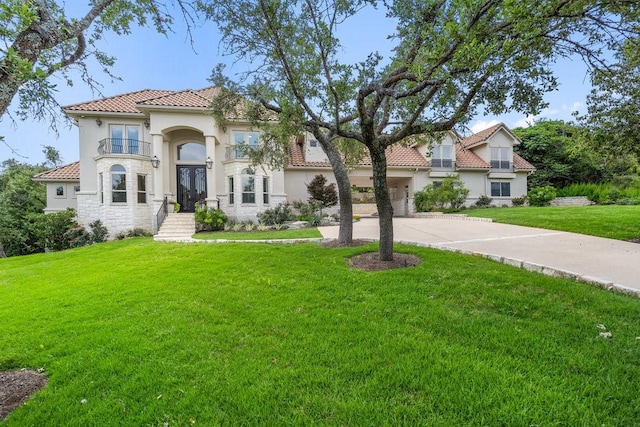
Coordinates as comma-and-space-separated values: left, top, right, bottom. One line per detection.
242, 168, 255, 204
177, 142, 206, 161
111, 164, 127, 203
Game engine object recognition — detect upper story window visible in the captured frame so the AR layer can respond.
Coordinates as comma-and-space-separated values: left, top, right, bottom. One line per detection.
233, 131, 260, 158
490, 147, 511, 170
177, 142, 206, 161
55, 185, 65, 197
110, 125, 140, 155
431, 145, 453, 168
309, 139, 319, 148
111, 164, 127, 203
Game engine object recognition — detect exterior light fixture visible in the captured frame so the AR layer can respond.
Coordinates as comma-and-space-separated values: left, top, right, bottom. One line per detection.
151, 155, 160, 168
143, 120, 150, 129
95, 117, 102, 127
205, 157, 213, 169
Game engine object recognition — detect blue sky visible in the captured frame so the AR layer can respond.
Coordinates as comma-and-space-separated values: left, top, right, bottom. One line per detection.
0, 3, 592, 165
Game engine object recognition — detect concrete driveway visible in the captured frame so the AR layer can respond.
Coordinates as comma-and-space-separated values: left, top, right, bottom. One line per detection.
319, 217, 640, 295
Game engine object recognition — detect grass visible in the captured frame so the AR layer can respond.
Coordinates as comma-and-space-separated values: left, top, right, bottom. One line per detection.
466, 205, 640, 240
2, 238, 640, 425
192, 227, 323, 240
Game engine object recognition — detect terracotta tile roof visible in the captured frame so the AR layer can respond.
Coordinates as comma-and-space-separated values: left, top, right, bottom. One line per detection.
33, 162, 80, 181
461, 122, 522, 148
64, 89, 174, 113
137, 88, 220, 108
454, 144, 489, 169
513, 153, 536, 171
286, 143, 429, 168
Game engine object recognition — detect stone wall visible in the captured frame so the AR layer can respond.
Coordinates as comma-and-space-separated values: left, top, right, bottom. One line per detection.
550, 196, 592, 207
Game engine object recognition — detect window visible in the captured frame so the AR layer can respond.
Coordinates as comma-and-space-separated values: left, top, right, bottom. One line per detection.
491, 182, 511, 197
228, 176, 235, 205
56, 185, 64, 197
263, 177, 269, 204
73, 185, 80, 199
233, 131, 260, 158
242, 168, 255, 203
137, 174, 147, 204
309, 139, 319, 148
431, 145, 453, 168
99, 173, 104, 204
433, 181, 442, 188
111, 164, 127, 203
490, 147, 511, 170
110, 125, 140, 154
177, 142, 206, 161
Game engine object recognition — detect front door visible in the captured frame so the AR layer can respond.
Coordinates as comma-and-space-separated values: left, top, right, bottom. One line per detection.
177, 166, 207, 212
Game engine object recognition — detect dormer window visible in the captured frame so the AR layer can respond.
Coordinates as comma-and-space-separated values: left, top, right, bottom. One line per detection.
309, 139, 319, 148
431, 145, 453, 168
490, 147, 511, 170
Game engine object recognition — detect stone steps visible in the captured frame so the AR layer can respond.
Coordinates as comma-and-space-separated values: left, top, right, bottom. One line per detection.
154, 213, 195, 241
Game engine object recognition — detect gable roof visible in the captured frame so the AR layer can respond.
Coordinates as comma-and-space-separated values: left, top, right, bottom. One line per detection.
287, 142, 429, 168
461, 122, 521, 149
33, 162, 80, 182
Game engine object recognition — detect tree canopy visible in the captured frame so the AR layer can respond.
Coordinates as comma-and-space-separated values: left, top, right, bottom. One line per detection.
0, 0, 196, 128
202, 0, 640, 260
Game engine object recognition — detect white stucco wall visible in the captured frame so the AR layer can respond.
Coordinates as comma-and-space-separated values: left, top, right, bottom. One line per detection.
43, 182, 79, 213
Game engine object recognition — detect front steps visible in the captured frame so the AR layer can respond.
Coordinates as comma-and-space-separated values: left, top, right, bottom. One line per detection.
154, 213, 196, 241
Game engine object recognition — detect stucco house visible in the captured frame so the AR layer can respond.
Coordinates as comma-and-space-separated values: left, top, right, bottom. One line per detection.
35, 87, 534, 235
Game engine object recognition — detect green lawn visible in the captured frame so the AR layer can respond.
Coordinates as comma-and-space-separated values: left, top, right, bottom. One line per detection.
2, 239, 640, 425
466, 205, 640, 240
193, 227, 323, 240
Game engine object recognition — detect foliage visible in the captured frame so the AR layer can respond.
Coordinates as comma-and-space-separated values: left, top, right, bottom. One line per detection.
201, 0, 639, 260
2, 240, 640, 424
473, 195, 493, 208
306, 174, 338, 209
195, 207, 228, 231
467, 205, 640, 241
89, 219, 109, 243
414, 176, 470, 212
0, 0, 197, 127
579, 38, 640, 159
0, 159, 46, 256
292, 199, 325, 225
257, 203, 294, 225
173, 203, 181, 213
556, 181, 640, 205
511, 195, 528, 207
527, 186, 557, 207
31, 208, 78, 251
114, 228, 153, 240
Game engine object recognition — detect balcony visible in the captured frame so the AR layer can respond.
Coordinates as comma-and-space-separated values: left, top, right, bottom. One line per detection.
98, 138, 152, 157
490, 160, 511, 171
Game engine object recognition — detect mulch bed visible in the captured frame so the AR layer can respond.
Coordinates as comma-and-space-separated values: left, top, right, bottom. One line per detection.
0, 369, 48, 421
348, 252, 422, 271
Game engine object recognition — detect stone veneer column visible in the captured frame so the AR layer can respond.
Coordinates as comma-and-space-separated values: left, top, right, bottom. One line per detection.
152, 133, 164, 201
205, 135, 218, 208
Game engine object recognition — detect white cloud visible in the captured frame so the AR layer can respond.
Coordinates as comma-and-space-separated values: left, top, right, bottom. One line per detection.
470, 119, 500, 134
511, 114, 537, 129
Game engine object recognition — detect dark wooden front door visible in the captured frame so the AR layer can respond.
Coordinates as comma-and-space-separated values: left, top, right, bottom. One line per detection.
177, 166, 207, 212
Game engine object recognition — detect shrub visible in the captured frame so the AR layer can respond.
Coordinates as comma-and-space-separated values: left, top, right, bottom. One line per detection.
511, 195, 527, 207
89, 219, 109, 243
64, 226, 91, 248
195, 207, 228, 231
414, 176, 470, 212
257, 203, 294, 225
528, 186, 557, 207
306, 174, 338, 209
115, 228, 153, 240
292, 199, 324, 220
473, 195, 493, 208
32, 208, 78, 251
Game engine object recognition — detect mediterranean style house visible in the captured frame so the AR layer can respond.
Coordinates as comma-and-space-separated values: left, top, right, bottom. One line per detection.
34, 87, 535, 235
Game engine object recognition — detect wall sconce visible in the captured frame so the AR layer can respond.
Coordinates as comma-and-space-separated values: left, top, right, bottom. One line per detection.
143, 120, 150, 129
205, 157, 213, 169
95, 117, 102, 127
151, 155, 160, 168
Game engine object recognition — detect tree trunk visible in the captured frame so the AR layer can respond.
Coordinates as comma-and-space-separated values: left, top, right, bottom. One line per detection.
322, 141, 353, 244
369, 145, 394, 261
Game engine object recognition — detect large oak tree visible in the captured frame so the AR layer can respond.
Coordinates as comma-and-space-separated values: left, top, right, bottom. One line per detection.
211, 1, 639, 259
0, 0, 195, 126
